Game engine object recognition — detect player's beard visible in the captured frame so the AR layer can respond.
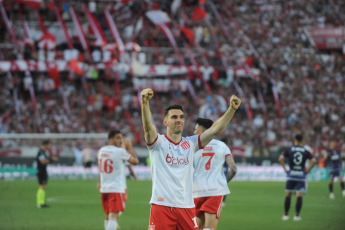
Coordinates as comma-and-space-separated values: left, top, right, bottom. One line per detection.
173, 124, 184, 134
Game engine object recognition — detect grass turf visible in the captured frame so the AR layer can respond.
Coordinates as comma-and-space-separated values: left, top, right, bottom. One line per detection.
0, 180, 344, 230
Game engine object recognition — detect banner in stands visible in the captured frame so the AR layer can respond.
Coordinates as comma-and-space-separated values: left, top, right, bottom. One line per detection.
305, 27, 345, 49
0, 60, 260, 78
0, 165, 340, 182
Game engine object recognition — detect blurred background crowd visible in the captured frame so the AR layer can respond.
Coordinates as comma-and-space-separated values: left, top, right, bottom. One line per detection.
0, 0, 344, 159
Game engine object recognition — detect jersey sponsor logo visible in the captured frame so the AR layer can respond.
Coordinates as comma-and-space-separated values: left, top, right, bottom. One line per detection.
331, 155, 339, 160
157, 197, 165, 201
101, 154, 109, 157
181, 141, 190, 150
165, 153, 189, 166
290, 170, 304, 176
203, 146, 212, 151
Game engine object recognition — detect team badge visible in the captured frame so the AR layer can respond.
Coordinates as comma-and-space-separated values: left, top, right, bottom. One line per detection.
181, 141, 190, 150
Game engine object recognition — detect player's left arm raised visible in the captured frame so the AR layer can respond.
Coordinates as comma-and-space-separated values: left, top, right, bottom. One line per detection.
200, 95, 241, 148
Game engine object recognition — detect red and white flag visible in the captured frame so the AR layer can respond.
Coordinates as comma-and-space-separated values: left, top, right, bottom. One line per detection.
104, 8, 125, 53
178, 25, 194, 44
38, 32, 56, 49
83, 4, 107, 47
54, 6, 73, 49
191, 6, 207, 21
146, 10, 171, 25
0, 3, 18, 46
70, 7, 90, 54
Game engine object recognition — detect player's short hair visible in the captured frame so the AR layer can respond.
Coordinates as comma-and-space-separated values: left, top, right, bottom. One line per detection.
295, 134, 303, 142
108, 130, 121, 139
196, 117, 213, 130
164, 104, 184, 118
42, 140, 50, 146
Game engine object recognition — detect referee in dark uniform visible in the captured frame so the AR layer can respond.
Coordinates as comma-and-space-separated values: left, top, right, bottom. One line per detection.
36, 140, 56, 208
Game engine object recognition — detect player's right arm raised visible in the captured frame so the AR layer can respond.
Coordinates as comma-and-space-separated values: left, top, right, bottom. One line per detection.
141, 88, 158, 145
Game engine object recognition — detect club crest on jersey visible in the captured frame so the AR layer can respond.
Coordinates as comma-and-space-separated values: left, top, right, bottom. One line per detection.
181, 141, 190, 150
166, 153, 189, 166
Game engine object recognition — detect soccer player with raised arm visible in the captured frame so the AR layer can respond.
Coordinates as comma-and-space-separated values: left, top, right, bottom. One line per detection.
193, 118, 237, 230
97, 130, 139, 230
141, 88, 241, 230
325, 140, 345, 199
279, 134, 316, 221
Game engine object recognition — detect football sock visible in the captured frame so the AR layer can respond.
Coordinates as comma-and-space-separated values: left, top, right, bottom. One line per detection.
295, 197, 302, 216
106, 219, 118, 230
284, 196, 291, 215
329, 183, 333, 193
104, 220, 108, 230
340, 182, 344, 191
36, 188, 46, 205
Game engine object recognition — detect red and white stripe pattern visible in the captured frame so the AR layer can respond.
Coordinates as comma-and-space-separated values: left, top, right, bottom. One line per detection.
83, 4, 107, 47
104, 8, 125, 53
69, 7, 90, 55
0, 3, 18, 46
54, 6, 73, 49
216, 195, 224, 218
181, 141, 190, 150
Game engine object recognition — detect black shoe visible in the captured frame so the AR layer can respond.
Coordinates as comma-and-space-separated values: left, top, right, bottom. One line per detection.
37, 204, 50, 208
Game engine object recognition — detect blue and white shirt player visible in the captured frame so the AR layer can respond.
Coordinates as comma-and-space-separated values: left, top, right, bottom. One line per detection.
282, 145, 314, 193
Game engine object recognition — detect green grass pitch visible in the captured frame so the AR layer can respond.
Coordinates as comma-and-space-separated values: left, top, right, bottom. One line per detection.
0, 180, 344, 230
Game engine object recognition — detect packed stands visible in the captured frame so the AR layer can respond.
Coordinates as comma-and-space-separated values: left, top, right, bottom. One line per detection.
0, 0, 344, 158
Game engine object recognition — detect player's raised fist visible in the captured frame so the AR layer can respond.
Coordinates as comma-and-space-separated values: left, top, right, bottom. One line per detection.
230, 95, 241, 110
141, 88, 154, 103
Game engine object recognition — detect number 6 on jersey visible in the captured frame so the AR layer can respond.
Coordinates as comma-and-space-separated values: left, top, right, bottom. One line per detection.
99, 159, 114, 173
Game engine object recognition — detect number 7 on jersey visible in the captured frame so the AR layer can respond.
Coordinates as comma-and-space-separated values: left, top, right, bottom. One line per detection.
202, 152, 215, 170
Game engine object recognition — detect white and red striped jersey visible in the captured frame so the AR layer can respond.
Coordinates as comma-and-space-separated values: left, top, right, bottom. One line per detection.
147, 134, 202, 208
193, 139, 231, 198
98, 145, 131, 193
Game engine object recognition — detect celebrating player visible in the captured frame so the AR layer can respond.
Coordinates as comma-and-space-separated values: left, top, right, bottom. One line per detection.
193, 118, 237, 230
141, 88, 241, 230
97, 130, 139, 230
279, 134, 316, 221
325, 140, 345, 199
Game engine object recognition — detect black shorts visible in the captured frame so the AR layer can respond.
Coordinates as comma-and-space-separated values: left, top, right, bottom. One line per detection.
329, 168, 341, 178
285, 178, 306, 194
37, 172, 48, 185
83, 161, 92, 168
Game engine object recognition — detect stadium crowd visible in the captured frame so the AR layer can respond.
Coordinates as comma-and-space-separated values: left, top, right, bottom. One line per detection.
0, 0, 345, 156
